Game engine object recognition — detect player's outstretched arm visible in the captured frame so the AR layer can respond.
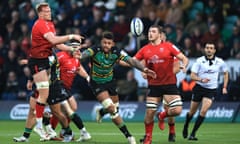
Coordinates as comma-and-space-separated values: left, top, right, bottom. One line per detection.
126, 58, 156, 79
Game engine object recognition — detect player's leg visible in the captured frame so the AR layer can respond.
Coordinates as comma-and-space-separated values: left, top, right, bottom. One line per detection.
96, 91, 136, 144
61, 100, 91, 142
182, 100, 199, 138
157, 85, 182, 131
140, 96, 160, 144
32, 69, 49, 130
188, 97, 212, 140
157, 94, 182, 130
95, 95, 119, 123
50, 103, 73, 142
167, 117, 176, 142
13, 97, 36, 142
164, 103, 176, 142
96, 95, 119, 123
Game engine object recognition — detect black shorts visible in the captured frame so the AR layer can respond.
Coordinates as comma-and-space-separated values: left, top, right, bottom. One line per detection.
192, 84, 217, 102
31, 80, 70, 105
28, 58, 50, 75
90, 80, 117, 96
148, 84, 180, 97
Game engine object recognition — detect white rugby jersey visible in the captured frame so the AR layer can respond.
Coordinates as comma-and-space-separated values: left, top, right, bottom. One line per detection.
191, 56, 228, 89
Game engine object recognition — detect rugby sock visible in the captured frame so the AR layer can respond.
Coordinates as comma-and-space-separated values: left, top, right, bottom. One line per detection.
35, 102, 45, 128
63, 126, 72, 135
191, 115, 205, 137
119, 124, 131, 138
43, 116, 50, 126
160, 111, 167, 119
67, 117, 71, 125
99, 108, 108, 116
35, 102, 45, 118
70, 113, 84, 129
168, 123, 175, 134
23, 128, 32, 138
50, 115, 59, 129
145, 121, 154, 138
185, 112, 193, 127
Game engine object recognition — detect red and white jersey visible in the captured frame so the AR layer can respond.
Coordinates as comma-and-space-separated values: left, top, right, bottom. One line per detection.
29, 19, 56, 58
135, 41, 180, 85
57, 51, 80, 90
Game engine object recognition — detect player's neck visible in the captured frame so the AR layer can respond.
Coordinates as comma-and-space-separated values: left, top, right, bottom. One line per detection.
151, 39, 162, 46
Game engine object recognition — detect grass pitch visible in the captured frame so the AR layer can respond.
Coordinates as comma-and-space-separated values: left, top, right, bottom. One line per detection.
0, 121, 239, 144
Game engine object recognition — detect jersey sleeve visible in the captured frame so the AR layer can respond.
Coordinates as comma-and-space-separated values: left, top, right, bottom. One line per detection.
134, 46, 145, 60
167, 42, 181, 56
219, 59, 228, 72
85, 46, 98, 57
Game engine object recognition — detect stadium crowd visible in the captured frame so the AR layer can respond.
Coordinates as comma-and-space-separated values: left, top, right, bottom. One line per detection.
0, 0, 240, 101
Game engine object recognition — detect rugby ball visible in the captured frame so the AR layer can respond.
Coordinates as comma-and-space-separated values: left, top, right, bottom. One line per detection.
130, 17, 144, 36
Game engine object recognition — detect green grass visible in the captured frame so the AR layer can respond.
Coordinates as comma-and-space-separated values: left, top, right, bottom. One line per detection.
0, 121, 239, 144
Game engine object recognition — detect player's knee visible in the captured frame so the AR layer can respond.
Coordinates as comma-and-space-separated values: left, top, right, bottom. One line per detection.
35, 81, 49, 89
200, 110, 208, 116
169, 98, 183, 115
146, 101, 158, 110
101, 98, 115, 113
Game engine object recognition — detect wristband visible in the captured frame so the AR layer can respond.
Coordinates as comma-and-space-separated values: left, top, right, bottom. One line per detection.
69, 34, 74, 40
86, 76, 90, 82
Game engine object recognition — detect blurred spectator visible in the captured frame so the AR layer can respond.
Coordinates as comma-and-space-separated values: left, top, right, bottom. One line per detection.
90, 26, 104, 46
230, 39, 240, 59
111, 14, 129, 45
18, 66, 32, 100
175, 25, 189, 49
164, 24, 176, 44
2, 71, 19, 100
181, 36, 196, 58
228, 25, 240, 49
117, 69, 138, 101
0, 67, 6, 98
89, 6, 106, 36
26, 8, 36, 30
5, 23, 21, 43
3, 49, 20, 75
194, 42, 204, 57
165, 0, 183, 27
203, 0, 224, 29
179, 70, 195, 101
18, 1, 33, 22
215, 39, 230, 60
184, 12, 208, 36
0, 36, 8, 64
124, 0, 142, 20
144, 9, 164, 34
156, 0, 169, 23
10, 10, 22, 34
201, 23, 221, 46
190, 27, 203, 51
139, 0, 157, 18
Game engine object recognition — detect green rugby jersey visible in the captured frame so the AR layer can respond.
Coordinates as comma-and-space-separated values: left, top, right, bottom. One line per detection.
85, 46, 130, 84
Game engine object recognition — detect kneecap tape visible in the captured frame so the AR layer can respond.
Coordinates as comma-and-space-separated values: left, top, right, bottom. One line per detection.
101, 98, 113, 109
146, 101, 158, 110
35, 81, 49, 89
169, 98, 183, 107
